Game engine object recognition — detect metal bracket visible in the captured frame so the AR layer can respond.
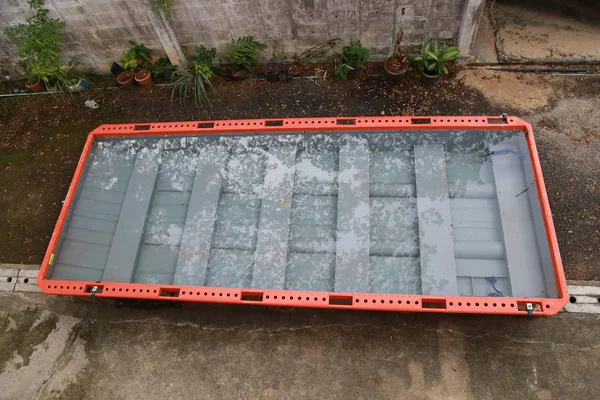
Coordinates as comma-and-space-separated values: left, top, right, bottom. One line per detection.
501, 113, 508, 122
526, 302, 533, 317
91, 285, 99, 299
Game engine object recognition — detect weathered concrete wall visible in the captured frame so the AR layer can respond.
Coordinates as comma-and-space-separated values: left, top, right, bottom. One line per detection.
0, 0, 468, 73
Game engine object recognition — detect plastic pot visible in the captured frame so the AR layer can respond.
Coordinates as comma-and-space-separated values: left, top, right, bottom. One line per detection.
135, 70, 153, 88
263, 63, 281, 82
346, 68, 359, 80
26, 79, 45, 93
232, 68, 250, 80
421, 71, 440, 86
163, 70, 175, 81
117, 71, 134, 88
111, 62, 125, 77
384, 58, 409, 83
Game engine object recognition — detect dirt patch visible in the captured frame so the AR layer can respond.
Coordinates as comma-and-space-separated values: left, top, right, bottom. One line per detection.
494, 2, 600, 62
457, 69, 556, 111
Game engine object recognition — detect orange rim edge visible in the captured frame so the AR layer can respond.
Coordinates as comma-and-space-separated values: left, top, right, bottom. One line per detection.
37, 116, 569, 316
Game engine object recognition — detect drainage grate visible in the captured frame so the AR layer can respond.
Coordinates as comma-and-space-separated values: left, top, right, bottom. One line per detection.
564, 284, 600, 314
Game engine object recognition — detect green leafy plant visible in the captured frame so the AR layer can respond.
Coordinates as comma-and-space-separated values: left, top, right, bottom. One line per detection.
151, 0, 172, 20
194, 45, 217, 66
226, 36, 267, 70
53, 58, 85, 94
414, 39, 459, 76
4, 0, 65, 85
335, 40, 370, 80
171, 45, 217, 111
149, 56, 176, 79
121, 40, 152, 71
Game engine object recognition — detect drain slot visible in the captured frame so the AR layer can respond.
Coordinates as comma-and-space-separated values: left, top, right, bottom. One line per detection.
241, 292, 264, 302
159, 289, 180, 298
329, 296, 353, 306
422, 299, 447, 309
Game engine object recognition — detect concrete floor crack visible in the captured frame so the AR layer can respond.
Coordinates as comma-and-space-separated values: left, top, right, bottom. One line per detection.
32, 318, 86, 400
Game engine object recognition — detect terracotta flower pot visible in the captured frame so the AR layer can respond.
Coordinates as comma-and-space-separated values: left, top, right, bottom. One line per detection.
26, 79, 45, 93
117, 71, 134, 88
135, 70, 153, 88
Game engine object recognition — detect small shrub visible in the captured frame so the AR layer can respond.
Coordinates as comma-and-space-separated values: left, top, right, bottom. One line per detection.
4, 0, 65, 85
149, 57, 176, 79
122, 40, 152, 71
335, 40, 370, 80
414, 39, 459, 76
226, 36, 267, 70
171, 45, 217, 111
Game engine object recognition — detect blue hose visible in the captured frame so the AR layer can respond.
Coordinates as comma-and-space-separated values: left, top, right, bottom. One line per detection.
487, 148, 525, 161
486, 276, 504, 297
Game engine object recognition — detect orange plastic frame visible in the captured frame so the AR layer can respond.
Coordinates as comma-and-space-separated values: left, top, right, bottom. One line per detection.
38, 116, 569, 316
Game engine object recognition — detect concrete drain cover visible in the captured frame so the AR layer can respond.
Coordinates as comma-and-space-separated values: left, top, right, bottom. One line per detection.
565, 284, 600, 314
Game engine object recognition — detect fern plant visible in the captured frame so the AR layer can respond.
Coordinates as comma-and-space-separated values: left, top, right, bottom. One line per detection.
171, 45, 217, 112
4, 0, 65, 85
335, 40, 370, 80
414, 39, 459, 76
226, 36, 267, 70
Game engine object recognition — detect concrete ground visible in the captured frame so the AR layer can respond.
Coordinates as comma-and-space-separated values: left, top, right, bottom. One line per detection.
0, 290, 599, 400
494, 1, 600, 63
472, 0, 600, 64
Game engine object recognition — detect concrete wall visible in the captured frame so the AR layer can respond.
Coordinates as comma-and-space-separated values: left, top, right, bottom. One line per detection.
0, 0, 469, 73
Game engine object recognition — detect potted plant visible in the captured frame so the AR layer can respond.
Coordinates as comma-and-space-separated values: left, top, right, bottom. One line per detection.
171, 45, 217, 112
150, 57, 177, 81
4, 0, 65, 92
335, 40, 369, 80
135, 69, 153, 88
117, 70, 134, 88
414, 39, 460, 86
118, 40, 153, 88
225, 36, 267, 80
262, 62, 281, 82
384, 30, 409, 83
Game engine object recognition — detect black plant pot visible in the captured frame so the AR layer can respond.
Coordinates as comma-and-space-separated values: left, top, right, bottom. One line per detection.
346, 68, 359, 79
111, 62, 125, 77
384, 61, 409, 83
421, 71, 440, 86
163, 70, 175, 81
263, 63, 281, 82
